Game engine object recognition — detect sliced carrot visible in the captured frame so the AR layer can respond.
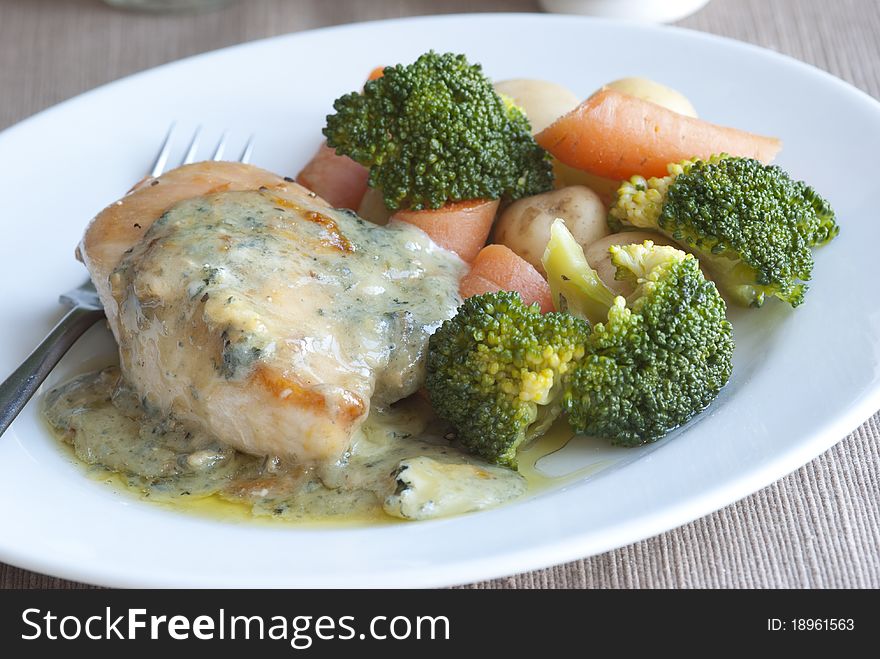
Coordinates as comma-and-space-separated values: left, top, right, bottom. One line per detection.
458, 271, 499, 298
536, 88, 782, 181
367, 66, 385, 81
295, 143, 369, 210
460, 244, 554, 313
392, 199, 499, 263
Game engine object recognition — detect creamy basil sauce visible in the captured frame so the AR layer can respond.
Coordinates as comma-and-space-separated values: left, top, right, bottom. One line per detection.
43, 367, 526, 522
47, 187, 533, 522
107, 189, 468, 463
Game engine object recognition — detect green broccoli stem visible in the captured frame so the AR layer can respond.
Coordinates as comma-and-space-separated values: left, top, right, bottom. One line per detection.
542, 219, 618, 325
688, 251, 777, 307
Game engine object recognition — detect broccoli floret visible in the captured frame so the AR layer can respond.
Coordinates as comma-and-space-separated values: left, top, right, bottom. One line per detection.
609, 155, 838, 307
543, 220, 734, 446
323, 51, 554, 211
426, 291, 589, 467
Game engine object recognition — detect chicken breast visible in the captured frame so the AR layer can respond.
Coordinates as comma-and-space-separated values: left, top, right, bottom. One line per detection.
79, 162, 464, 463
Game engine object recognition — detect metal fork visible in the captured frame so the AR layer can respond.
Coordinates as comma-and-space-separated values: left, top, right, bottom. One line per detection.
0, 127, 255, 437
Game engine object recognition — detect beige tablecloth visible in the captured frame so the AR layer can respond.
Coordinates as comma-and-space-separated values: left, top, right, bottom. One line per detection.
1, 0, 878, 589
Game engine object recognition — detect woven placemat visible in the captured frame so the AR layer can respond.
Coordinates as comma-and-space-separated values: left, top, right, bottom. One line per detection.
0, 0, 878, 589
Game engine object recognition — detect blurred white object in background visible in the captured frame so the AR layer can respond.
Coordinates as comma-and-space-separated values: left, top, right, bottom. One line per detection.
104, 0, 235, 11
539, 0, 712, 23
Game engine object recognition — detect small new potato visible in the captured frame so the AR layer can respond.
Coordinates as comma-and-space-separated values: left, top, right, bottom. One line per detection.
357, 187, 393, 225
585, 231, 675, 297
552, 159, 620, 204
494, 186, 608, 274
493, 79, 580, 134
605, 77, 698, 118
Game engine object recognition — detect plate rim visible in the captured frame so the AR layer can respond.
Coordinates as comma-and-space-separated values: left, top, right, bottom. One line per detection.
1, 12, 879, 588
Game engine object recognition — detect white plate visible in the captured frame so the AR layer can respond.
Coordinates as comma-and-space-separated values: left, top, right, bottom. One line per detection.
1, 14, 879, 588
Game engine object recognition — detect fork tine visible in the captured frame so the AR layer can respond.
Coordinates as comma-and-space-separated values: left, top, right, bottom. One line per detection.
151, 126, 251, 173
239, 135, 255, 164
212, 132, 229, 161
182, 126, 203, 165
150, 123, 176, 177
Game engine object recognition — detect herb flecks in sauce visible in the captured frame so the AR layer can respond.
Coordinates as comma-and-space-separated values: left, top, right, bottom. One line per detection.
43, 368, 526, 522
107, 189, 466, 462
46, 186, 530, 522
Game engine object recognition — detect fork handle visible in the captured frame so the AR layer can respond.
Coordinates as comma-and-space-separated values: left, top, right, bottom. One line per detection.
0, 306, 105, 437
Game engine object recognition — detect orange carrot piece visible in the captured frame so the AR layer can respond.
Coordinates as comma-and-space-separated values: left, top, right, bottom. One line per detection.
460, 244, 553, 313
458, 272, 499, 298
295, 143, 369, 210
367, 66, 385, 81
392, 199, 499, 263
536, 88, 782, 181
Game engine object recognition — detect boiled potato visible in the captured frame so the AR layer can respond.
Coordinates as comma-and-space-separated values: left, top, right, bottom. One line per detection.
493, 79, 580, 134
494, 186, 607, 274
357, 187, 393, 225
586, 231, 705, 298
605, 77, 698, 118
552, 159, 620, 204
